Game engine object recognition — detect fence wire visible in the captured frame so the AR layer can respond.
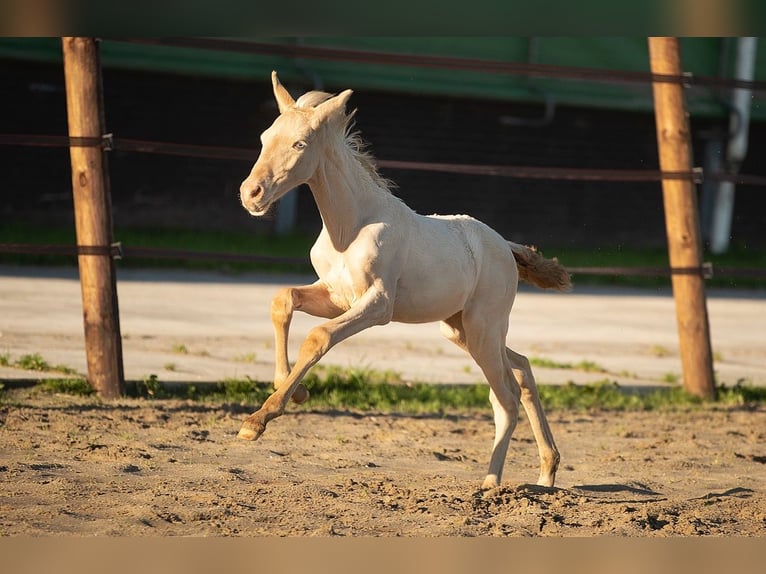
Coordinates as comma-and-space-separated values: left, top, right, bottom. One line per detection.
2, 242, 765, 280
2, 133, 766, 187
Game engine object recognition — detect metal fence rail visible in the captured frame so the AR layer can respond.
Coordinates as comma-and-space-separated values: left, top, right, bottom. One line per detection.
2, 133, 766, 187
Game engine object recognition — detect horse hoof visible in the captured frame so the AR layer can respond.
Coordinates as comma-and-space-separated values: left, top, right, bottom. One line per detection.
481, 475, 500, 491
291, 384, 310, 404
536, 475, 556, 488
237, 422, 265, 441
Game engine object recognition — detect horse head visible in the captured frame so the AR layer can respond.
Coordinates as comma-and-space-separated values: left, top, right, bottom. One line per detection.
240, 71, 353, 216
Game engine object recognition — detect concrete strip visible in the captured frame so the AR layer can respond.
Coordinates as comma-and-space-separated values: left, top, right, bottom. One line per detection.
1, 265, 764, 388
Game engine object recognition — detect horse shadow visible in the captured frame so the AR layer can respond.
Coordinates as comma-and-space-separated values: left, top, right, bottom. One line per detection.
573, 483, 663, 496
566, 483, 754, 504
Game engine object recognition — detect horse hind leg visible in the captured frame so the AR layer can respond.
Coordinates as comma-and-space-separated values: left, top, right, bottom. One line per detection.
483, 381, 521, 490
507, 348, 560, 487
441, 313, 521, 490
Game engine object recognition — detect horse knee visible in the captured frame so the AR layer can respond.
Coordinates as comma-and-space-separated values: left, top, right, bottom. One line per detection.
489, 383, 520, 415
507, 350, 537, 393
301, 326, 332, 358
271, 287, 294, 323
512, 352, 531, 373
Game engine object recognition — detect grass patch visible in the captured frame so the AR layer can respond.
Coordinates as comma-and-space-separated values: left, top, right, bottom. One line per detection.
530, 357, 609, 374
718, 381, 766, 405
573, 360, 609, 374
300, 366, 487, 413
14, 353, 51, 371
135, 374, 169, 399
530, 357, 572, 370
4, 352, 80, 375
40, 378, 94, 396
661, 372, 680, 384
209, 378, 272, 404
536, 380, 766, 411
144, 370, 766, 412
14, 368, 766, 413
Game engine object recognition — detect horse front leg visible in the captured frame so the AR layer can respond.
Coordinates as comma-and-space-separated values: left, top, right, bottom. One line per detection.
270, 282, 344, 404
238, 281, 393, 441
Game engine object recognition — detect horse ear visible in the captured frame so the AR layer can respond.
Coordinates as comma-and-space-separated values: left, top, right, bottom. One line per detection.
272, 71, 295, 113
312, 89, 354, 125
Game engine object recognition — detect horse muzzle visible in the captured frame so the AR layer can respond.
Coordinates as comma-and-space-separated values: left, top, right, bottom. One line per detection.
240, 181, 272, 216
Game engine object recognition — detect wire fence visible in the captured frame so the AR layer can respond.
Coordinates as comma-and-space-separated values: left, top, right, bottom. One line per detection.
2, 133, 766, 187
2, 38, 765, 281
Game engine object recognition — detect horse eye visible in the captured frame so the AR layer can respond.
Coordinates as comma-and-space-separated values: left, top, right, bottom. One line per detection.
292, 141, 307, 151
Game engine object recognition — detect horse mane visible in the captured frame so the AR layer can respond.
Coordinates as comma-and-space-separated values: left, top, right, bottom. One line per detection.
295, 90, 396, 193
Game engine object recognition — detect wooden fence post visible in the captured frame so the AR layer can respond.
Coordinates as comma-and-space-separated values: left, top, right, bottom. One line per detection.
62, 37, 125, 399
648, 37, 715, 399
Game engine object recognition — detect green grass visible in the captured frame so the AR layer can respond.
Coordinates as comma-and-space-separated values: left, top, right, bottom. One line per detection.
135, 374, 169, 399
536, 379, 766, 411
11, 367, 762, 413
129, 367, 766, 414
3, 352, 79, 375
2, 223, 765, 287
529, 357, 572, 370
40, 378, 94, 396
14, 353, 51, 371
530, 357, 609, 375
661, 372, 680, 384
212, 369, 751, 411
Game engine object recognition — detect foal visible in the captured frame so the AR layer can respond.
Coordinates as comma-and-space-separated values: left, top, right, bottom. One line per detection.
237, 72, 571, 489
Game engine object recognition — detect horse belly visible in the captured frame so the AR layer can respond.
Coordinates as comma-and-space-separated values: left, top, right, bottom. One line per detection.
390, 214, 500, 323
391, 290, 465, 324
391, 259, 473, 324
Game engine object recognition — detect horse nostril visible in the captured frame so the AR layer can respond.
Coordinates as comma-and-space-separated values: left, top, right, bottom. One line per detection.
241, 182, 263, 202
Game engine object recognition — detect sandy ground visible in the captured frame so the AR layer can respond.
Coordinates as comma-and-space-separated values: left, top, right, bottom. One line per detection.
1, 389, 764, 536
1, 265, 765, 536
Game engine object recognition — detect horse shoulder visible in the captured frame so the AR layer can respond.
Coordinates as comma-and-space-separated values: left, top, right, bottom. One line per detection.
309, 221, 403, 310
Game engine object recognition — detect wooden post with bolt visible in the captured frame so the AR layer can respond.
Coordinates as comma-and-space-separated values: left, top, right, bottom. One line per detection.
62, 37, 125, 399
648, 36, 715, 399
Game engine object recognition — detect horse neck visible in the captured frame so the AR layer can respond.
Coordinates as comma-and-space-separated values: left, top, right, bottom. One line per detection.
307, 139, 387, 251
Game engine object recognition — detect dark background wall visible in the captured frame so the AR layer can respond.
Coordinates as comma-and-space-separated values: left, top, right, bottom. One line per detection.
2, 58, 764, 249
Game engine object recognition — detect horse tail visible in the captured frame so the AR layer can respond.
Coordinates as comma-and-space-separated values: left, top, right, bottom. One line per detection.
509, 242, 572, 292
